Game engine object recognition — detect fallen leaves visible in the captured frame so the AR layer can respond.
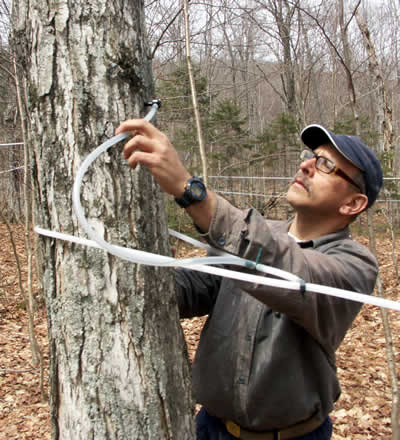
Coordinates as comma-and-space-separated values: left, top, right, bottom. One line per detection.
0, 225, 399, 439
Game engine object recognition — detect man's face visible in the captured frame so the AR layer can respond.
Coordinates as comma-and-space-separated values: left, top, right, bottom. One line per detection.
287, 144, 361, 216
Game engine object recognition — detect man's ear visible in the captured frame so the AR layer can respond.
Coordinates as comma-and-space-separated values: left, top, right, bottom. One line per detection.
339, 193, 369, 216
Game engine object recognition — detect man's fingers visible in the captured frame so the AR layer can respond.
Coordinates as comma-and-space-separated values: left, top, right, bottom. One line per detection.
126, 150, 160, 171
118, 117, 190, 197
116, 118, 158, 138
123, 134, 155, 159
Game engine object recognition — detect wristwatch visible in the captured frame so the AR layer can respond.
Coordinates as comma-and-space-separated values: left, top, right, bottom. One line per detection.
175, 177, 207, 208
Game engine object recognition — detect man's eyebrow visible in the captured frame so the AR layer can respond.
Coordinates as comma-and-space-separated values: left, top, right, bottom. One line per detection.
314, 148, 334, 159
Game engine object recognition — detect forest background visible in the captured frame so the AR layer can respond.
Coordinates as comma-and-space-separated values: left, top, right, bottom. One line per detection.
2, 0, 400, 222
0, 0, 400, 439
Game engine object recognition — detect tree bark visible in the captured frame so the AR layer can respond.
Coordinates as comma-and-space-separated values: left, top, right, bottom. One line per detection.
12, 0, 194, 438
338, 0, 360, 134
355, 10, 394, 168
269, 0, 298, 118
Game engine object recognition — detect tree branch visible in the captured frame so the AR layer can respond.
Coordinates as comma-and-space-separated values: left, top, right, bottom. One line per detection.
151, 0, 192, 59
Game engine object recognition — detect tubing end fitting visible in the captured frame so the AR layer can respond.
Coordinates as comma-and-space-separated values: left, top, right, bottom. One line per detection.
299, 279, 306, 296
144, 99, 162, 109
245, 260, 256, 270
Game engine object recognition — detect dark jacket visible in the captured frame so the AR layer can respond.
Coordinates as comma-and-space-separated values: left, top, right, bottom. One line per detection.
176, 195, 378, 431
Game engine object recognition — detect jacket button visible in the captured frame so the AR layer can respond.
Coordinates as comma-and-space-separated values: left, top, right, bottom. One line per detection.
217, 236, 226, 246
238, 376, 246, 384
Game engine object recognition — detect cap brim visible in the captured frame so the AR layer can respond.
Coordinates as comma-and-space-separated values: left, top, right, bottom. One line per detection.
300, 124, 361, 170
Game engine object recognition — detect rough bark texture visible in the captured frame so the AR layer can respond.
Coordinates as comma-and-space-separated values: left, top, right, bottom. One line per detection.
338, 0, 360, 135
271, 0, 298, 118
356, 10, 394, 168
12, 1, 194, 438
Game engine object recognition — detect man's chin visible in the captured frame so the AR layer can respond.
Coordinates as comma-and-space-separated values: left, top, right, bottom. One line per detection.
287, 187, 311, 209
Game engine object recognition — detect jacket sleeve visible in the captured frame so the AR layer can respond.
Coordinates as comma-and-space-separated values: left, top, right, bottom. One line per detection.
203, 195, 379, 352
175, 267, 221, 319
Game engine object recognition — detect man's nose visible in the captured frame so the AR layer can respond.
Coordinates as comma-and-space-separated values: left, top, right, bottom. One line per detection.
299, 156, 316, 176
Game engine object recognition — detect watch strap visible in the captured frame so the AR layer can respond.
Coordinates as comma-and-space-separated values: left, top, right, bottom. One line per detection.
175, 195, 192, 208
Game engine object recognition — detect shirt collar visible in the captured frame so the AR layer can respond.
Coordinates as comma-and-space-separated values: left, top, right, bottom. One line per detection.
288, 231, 314, 248
276, 219, 351, 249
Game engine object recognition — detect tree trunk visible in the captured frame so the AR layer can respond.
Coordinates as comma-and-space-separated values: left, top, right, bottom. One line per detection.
355, 10, 394, 169
12, 1, 194, 439
338, 0, 360, 134
272, 0, 298, 118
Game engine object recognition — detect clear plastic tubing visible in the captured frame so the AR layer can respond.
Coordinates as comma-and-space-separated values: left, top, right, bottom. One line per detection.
32, 226, 400, 312
34, 101, 400, 312
71, 102, 300, 279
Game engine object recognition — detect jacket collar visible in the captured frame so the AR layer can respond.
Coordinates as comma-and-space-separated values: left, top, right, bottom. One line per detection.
273, 219, 352, 249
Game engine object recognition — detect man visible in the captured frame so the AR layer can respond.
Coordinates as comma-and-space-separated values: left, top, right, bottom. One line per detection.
116, 120, 383, 440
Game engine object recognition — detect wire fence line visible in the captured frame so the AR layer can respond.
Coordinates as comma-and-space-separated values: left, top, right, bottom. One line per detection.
0, 166, 25, 175
1, 143, 399, 224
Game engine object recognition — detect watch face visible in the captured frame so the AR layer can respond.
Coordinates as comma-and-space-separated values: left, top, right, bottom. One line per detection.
189, 180, 206, 200
175, 177, 206, 208
191, 182, 205, 198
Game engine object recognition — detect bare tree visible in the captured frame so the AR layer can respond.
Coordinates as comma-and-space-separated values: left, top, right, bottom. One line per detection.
12, 0, 194, 438
13, 53, 45, 383
338, 0, 361, 133
242, 0, 300, 123
269, 0, 299, 117
355, 10, 394, 169
294, 1, 363, 133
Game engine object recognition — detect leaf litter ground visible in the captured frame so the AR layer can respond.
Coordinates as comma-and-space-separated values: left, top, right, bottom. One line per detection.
0, 223, 399, 439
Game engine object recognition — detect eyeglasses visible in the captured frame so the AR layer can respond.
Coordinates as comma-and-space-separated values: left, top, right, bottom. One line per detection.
300, 149, 364, 192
